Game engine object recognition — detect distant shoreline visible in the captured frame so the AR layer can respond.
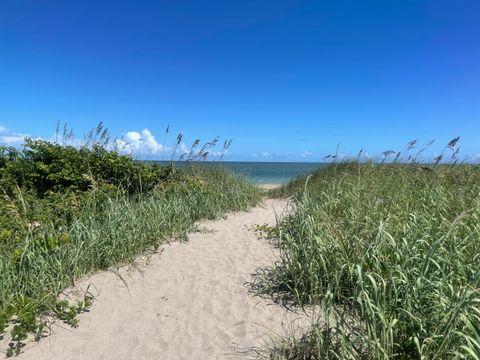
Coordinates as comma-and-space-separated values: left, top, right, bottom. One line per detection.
142, 161, 327, 185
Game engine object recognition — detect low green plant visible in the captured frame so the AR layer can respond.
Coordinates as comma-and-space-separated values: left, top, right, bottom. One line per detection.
254, 223, 277, 240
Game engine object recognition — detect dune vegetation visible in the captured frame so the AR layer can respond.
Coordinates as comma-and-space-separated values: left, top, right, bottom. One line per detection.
0, 126, 260, 356
259, 140, 480, 359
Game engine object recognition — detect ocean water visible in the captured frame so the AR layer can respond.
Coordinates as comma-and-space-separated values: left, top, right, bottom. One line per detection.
217, 161, 328, 184
152, 161, 327, 185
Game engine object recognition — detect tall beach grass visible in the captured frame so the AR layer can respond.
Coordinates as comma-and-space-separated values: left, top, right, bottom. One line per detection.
259, 152, 480, 358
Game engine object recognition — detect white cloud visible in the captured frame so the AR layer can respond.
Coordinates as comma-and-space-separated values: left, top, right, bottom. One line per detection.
114, 128, 165, 155
471, 154, 480, 162
0, 126, 31, 146
262, 152, 272, 158
179, 142, 189, 155
124, 131, 142, 142
301, 151, 313, 158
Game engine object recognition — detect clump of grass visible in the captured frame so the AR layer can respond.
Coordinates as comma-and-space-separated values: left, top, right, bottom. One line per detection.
259, 140, 480, 359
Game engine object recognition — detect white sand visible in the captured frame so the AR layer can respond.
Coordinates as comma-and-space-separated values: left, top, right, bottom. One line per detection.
15, 199, 307, 359
258, 184, 282, 190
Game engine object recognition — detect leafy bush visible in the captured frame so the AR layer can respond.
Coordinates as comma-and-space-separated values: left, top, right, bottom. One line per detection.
0, 139, 169, 195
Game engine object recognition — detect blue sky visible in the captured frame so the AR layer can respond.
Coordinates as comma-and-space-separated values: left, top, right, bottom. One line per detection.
1, 0, 479, 161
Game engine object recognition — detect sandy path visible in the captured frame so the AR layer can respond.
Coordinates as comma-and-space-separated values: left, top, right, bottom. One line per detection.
16, 198, 305, 360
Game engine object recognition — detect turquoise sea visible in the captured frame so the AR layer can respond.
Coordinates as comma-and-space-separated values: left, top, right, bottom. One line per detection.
153, 161, 327, 185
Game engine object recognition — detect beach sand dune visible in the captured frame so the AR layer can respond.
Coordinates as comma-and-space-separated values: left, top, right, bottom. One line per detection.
16, 198, 305, 360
